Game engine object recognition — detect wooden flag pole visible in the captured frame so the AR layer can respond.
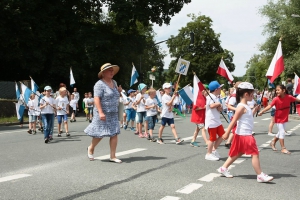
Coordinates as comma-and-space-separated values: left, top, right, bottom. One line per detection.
174, 73, 181, 93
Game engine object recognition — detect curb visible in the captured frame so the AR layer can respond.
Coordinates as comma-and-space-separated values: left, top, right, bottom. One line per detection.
0, 121, 29, 127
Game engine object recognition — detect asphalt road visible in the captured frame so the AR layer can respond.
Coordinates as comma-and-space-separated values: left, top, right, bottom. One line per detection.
0, 113, 300, 200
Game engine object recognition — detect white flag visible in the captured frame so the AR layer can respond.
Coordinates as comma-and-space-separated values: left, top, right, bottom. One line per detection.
70, 67, 76, 86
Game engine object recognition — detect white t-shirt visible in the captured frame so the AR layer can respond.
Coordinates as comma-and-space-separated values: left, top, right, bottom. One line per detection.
72, 92, 80, 101
161, 94, 173, 119
56, 96, 69, 115
83, 98, 88, 107
135, 93, 148, 112
27, 99, 37, 116
124, 97, 135, 109
247, 99, 256, 109
40, 96, 56, 114
86, 98, 94, 108
70, 99, 77, 110
205, 93, 222, 129
263, 91, 268, 98
235, 103, 254, 136
173, 96, 179, 105
145, 98, 158, 117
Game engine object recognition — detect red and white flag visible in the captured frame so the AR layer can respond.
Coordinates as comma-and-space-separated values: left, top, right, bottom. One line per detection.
293, 73, 300, 95
266, 41, 284, 83
193, 74, 206, 107
217, 59, 234, 83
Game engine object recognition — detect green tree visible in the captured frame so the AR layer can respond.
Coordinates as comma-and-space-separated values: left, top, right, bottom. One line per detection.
165, 14, 235, 87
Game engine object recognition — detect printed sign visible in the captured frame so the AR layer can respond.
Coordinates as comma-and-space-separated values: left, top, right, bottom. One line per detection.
149, 74, 155, 80
175, 58, 190, 75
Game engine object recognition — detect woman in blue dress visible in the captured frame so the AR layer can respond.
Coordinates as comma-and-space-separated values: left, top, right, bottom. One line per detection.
85, 63, 123, 162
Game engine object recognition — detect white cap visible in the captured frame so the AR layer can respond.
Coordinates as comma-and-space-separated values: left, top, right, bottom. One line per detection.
162, 83, 172, 89
44, 86, 52, 91
238, 82, 254, 90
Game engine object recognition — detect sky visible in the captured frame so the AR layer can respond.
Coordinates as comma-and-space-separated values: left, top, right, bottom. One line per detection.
153, 0, 269, 77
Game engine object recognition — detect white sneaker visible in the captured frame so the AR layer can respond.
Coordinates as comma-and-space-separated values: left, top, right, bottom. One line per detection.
205, 153, 219, 161
217, 167, 233, 178
252, 131, 255, 135
268, 132, 276, 136
285, 132, 292, 136
257, 172, 274, 183
212, 150, 220, 158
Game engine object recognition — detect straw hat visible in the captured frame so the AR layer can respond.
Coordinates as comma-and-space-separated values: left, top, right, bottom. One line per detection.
98, 63, 119, 78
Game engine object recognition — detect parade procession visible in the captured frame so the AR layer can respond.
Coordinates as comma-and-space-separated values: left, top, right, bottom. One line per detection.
1, 0, 300, 199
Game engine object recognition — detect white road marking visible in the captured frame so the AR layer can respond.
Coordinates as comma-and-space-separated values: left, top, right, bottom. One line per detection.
290, 129, 296, 131
258, 148, 263, 152
260, 144, 269, 147
176, 183, 203, 194
241, 154, 251, 157
0, 174, 32, 183
254, 122, 258, 124
160, 196, 181, 200
0, 127, 58, 135
287, 131, 293, 133
266, 140, 272, 144
228, 165, 236, 170
170, 136, 201, 143
94, 148, 147, 160
233, 159, 245, 164
262, 118, 271, 121
198, 173, 221, 182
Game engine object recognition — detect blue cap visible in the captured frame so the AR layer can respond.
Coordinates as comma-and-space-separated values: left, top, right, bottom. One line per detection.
138, 83, 147, 91
127, 89, 136, 94
208, 81, 224, 91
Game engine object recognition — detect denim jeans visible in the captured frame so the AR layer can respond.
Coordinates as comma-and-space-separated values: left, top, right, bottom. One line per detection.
42, 113, 54, 139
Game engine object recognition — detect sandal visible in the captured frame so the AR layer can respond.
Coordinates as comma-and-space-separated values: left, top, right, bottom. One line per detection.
58, 133, 62, 137
270, 141, 277, 151
110, 158, 122, 163
66, 133, 70, 137
281, 148, 291, 154
87, 147, 94, 161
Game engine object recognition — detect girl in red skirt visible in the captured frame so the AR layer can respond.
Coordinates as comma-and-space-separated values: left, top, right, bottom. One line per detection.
217, 82, 274, 183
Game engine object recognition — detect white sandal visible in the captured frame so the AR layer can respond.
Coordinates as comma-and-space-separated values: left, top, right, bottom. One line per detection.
87, 147, 94, 161
110, 158, 122, 163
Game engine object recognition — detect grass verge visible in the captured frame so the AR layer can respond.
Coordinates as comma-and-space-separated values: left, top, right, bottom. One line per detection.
0, 116, 29, 124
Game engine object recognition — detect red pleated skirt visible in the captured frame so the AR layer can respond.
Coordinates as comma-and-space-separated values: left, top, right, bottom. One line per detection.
229, 134, 259, 157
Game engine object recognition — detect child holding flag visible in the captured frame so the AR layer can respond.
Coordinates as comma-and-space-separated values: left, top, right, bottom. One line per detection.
157, 83, 184, 145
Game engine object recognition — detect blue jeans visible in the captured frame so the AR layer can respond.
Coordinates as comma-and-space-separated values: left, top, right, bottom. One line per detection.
42, 114, 54, 139
125, 108, 136, 122
147, 115, 157, 130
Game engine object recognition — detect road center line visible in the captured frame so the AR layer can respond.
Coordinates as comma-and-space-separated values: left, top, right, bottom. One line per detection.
0, 174, 32, 183
170, 136, 202, 143
176, 183, 203, 194
94, 148, 147, 160
261, 118, 270, 121
198, 173, 221, 182
160, 196, 181, 200
259, 144, 269, 147
233, 159, 245, 164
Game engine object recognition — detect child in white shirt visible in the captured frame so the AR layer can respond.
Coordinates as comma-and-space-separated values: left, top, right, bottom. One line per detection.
56, 87, 70, 136
69, 94, 78, 122
157, 83, 184, 145
145, 88, 160, 142
27, 93, 37, 134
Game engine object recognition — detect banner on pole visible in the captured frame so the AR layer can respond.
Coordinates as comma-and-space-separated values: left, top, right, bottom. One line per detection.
175, 58, 190, 75
149, 74, 155, 80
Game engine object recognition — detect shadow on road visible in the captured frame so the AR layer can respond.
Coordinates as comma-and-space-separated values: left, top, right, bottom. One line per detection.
100, 156, 167, 163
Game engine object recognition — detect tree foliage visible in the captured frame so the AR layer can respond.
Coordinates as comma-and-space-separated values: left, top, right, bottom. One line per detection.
245, 0, 300, 88
165, 14, 235, 87
0, 0, 190, 93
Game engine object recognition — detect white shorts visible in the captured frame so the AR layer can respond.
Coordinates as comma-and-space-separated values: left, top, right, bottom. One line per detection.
276, 123, 286, 139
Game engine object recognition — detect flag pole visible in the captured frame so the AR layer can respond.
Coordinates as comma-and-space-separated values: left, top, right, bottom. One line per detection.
174, 74, 181, 93
192, 71, 229, 123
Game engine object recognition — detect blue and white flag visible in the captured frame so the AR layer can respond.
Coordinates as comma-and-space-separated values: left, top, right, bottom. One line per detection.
15, 102, 25, 121
70, 67, 76, 87
20, 82, 32, 104
155, 90, 162, 107
15, 82, 20, 100
30, 77, 39, 93
130, 63, 139, 87
178, 85, 193, 106
268, 79, 275, 88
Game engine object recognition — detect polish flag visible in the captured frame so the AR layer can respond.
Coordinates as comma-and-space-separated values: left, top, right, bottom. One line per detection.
266, 41, 284, 83
293, 73, 300, 95
217, 59, 234, 83
193, 75, 206, 107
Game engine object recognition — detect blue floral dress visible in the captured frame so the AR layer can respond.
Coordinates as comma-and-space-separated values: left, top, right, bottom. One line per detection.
84, 79, 120, 138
